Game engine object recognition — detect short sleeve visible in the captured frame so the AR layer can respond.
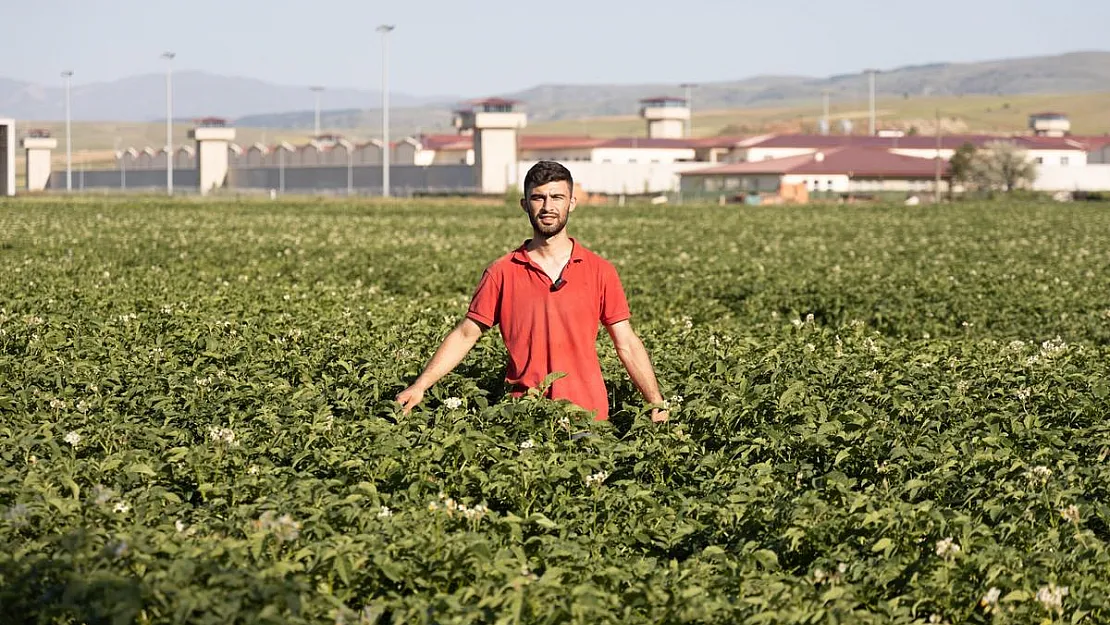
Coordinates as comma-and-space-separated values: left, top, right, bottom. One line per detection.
466, 267, 501, 328
599, 262, 631, 326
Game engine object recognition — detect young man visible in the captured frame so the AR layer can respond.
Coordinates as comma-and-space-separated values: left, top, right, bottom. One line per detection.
396, 161, 668, 423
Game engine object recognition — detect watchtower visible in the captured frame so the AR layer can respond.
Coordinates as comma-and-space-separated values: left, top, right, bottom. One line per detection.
21, 129, 57, 192
188, 117, 237, 194
639, 96, 689, 139
453, 98, 527, 194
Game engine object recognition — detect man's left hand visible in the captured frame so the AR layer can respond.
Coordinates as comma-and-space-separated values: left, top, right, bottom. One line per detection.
650, 409, 669, 423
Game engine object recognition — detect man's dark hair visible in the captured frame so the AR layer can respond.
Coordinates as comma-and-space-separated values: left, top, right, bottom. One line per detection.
523, 161, 573, 196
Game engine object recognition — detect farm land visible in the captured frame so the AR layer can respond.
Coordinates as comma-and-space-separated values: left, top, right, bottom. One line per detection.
1, 197, 1109, 624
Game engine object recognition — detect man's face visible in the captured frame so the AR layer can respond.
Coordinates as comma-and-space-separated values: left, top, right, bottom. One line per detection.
521, 180, 576, 238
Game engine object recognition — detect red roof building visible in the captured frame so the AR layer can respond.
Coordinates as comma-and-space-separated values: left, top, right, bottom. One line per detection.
680, 146, 950, 200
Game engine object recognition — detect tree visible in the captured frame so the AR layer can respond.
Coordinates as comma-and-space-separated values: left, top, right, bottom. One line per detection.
969, 141, 1038, 193
949, 142, 977, 190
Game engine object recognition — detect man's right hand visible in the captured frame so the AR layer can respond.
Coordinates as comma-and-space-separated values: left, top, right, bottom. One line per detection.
395, 385, 425, 415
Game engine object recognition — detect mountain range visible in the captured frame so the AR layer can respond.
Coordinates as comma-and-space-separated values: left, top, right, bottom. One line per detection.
3, 51, 1108, 134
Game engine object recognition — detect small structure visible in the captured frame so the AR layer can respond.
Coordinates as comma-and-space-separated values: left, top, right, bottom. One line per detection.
639, 96, 690, 139
21, 129, 57, 192
188, 117, 237, 195
680, 146, 950, 202
1029, 112, 1071, 138
454, 98, 527, 194
0, 118, 14, 196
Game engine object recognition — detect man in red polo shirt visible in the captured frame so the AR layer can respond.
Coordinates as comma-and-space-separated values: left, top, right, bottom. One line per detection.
396, 160, 668, 422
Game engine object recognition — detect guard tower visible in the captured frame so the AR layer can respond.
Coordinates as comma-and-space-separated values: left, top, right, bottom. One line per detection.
21, 129, 57, 192
639, 96, 689, 139
1029, 112, 1071, 137
188, 117, 237, 195
453, 98, 527, 194
0, 118, 14, 196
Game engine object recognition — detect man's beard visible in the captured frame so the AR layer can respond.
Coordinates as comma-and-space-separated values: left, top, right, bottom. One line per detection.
529, 211, 568, 238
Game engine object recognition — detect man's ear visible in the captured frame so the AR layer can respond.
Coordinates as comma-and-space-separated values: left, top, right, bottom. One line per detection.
568, 193, 577, 213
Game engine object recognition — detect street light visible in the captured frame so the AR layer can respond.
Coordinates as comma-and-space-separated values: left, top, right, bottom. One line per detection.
61, 70, 73, 192
310, 85, 325, 138
162, 51, 176, 196
679, 82, 697, 138
377, 24, 395, 197
864, 68, 879, 136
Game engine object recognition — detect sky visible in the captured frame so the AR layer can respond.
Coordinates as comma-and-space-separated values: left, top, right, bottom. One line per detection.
4, 0, 1109, 97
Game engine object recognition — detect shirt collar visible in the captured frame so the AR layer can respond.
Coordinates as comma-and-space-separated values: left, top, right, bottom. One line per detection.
511, 237, 585, 265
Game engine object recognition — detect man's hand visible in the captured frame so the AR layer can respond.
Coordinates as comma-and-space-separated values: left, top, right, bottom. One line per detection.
395, 385, 425, 415
650, 408, 669, 423
393, 318, 486, 416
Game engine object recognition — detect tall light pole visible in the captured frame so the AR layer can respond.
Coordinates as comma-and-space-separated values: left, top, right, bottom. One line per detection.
680, 82, 697, 138
162, 51, 176, 196
864, 68, 879, 136
61, 70, 73, 192
310, 86, 324, 137
377, 24, 395, 197
821, 89, 831, 135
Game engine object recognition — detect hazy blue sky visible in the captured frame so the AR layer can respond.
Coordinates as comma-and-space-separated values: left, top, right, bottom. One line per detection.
4, 0, 1108, 96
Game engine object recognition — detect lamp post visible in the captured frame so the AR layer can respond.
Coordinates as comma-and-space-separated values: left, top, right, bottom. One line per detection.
162, 51, 176, 196
377, 24, 395, 197
679, 82, 697, 138
821, 89, 831, 135
310, 85, 324, 137
61, 70, 73, 192
864, 68, 879, 136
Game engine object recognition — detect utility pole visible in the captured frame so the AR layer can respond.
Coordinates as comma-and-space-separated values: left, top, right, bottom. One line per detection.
864, 68, 878, 136
310, 86, 324, 137
377, 24, 395, 197
161, 51, 176, 196
822, 89, 831, 135
934, 108, 943, 204
61, 70, 73, 192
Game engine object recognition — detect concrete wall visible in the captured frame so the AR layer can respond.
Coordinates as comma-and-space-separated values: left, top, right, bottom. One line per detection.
45, 168, 198, 191
647, 118, 685, 140
590, 147, 696, 164
1029, 149, 1086, 167
783, 174, 852, 193
228, 164, 475, 194
520, 161, 711, 195
0, 120, 13, 196
475, 128, 519, 194
1033, 164, 1110, 191
25, 147, 54, 191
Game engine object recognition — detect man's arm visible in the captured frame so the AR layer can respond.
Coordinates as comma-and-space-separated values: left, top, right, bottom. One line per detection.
605, 319, 668, 423
396, 317, 487, 414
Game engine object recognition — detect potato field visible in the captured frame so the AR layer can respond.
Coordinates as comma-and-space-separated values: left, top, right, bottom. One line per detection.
2, 197, 1109, 624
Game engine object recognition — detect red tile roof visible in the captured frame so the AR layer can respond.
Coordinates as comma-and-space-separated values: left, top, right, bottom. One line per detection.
411, 134, 703, 152
745, 133, 1093, 152
683, 147, 950, 179
467, 97, 520, 106
595, 137, 695, 149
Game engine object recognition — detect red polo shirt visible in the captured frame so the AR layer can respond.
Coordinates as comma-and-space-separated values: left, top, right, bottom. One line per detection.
465, 238, 631, 420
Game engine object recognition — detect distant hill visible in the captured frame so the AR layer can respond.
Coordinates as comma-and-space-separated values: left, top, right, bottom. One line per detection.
4, 51, 1109, 139
235, 51, 1110, 133
0, 71, 454, 122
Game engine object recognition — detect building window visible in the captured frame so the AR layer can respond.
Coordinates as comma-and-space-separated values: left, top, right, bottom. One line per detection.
1035, 157, 1044, 164
1061, 156, 1070, 166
